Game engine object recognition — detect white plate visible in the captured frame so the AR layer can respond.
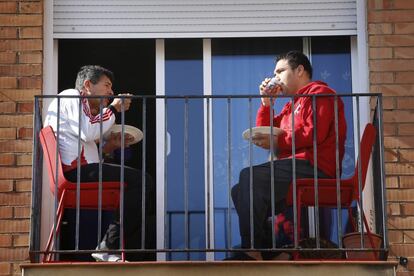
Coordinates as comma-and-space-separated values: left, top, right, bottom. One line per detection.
104, 124, 143, 145
242, 126, 285, 141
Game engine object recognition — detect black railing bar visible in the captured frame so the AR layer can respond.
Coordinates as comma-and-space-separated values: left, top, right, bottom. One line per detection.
291, 97, 298, 248
166, 208, 234, 215
35, 93, 382, 100
53, 98, 61, 256
355, 96, 364, 249
184, 97, 189, 257
312, 95, 320, 248
34, 247, 387, 255
270, 98, 276, 249
141, 97, 147, 249
75, 97, 82, 251
206, 97, 212, 250
164, 99, 168, 250
377, 96, 389, 249
226, 97, 232, 254
120, 99, 126, 254
97, 99, 104, 247
248, 97, 254, 249
334, 95, 342, 248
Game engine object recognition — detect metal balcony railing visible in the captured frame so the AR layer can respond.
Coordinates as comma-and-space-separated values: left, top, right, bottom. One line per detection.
29, 93, 388, 262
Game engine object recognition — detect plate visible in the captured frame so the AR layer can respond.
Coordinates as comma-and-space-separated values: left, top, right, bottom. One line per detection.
103, 124, 143, 145
242, 126, 284, 141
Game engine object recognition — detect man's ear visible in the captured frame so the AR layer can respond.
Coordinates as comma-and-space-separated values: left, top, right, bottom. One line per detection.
296, 64, 305, 77
83, 79, 91, 93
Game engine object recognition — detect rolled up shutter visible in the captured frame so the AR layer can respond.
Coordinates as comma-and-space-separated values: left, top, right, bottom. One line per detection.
53, 0, 357, 38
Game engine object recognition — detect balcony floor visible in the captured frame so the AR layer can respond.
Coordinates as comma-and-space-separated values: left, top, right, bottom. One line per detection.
22, 260, 397, 276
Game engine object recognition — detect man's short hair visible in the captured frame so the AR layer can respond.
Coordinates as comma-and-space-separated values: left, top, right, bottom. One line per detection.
277, 51, 313, 79
75, 65, 114, 91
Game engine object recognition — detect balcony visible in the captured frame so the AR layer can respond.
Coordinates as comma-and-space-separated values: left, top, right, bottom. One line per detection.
23, 93, 396, 275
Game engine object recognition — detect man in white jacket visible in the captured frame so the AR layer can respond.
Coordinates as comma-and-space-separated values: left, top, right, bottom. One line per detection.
44, 65, 155, 262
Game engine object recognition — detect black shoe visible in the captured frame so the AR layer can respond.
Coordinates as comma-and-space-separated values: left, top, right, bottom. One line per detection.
223, 252, 256, 261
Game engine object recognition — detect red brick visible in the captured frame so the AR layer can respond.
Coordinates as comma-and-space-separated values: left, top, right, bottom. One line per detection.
0, 64, 41, 77
0, 166, 32, 179
397, 96, 414, 108
388, 216, 414, 229
0, 128, 15, 140
370, 35, 414, 47
389, 244, 414, 257
399, 124, 414, 136
0, 2, 18, 13
0, 207, 12, 219
386, 163, 414, 175
0, 219, 29, 234
0, 52, 16, 64
396, 72, 414, 84
368, 10, 414, 23
388, 230, 403, 243
386, 176, 399, 188
0, 77, 17, 88
395, 23, 414, 34
370, 60, 414, 72
0, 115, 32, 128
16, 154, 31, 166
370, 0, 414, 9
400, 150, 414, 162
14, 180, 30, 192
0, 247, 29, 261
385, 148, 398, 162
19, 2, 42, 13
13, 234, 28, 247
0, 180, 13, 192
0, 102, 16, 113
0, 39, 42, 51
385, 136, 414, 149
0, 27, 17, 39
383, 110, 414, 123
0, 235, 12, 247
0, 263, 11, 275
0, 193, 30, 206
394, 47, 414, 59
18, 76, 41, 89
0, 90, 39, 102
14, 207, 29, 219
401, 203, 414, 216
388, 202, 401, 215
387, 189, 414, 201
383, 123, 397, 136
17, 128, 32, 139
368, 23, 393, 35
404, 231, 414, 243
370, 72, 394, 83
381, 96, 395, 109
18, 51, 41, 63
0, 15, 42, 27
16, 102, 33, 113
371, 84, 414, 96
401, 176, 414, 188
19, 26, 42, 39
0, 154, 15, 166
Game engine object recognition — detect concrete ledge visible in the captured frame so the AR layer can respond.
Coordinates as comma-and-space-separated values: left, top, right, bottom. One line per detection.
22, 261, 397, 276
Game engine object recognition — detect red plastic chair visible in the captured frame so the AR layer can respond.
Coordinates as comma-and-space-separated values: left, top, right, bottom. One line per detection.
39, 125, 124, 262
286, 123, 378, 259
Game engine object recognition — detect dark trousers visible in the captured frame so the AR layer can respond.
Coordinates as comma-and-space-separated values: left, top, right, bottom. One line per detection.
231, 159, 329, 249
64, 163, 155, 260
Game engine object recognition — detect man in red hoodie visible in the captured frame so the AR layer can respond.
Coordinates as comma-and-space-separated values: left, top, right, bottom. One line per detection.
230, 51, 347, 260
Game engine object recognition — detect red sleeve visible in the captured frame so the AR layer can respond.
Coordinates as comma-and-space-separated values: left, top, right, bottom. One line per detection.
256, 104, 283, 127
277, 90, 335, 152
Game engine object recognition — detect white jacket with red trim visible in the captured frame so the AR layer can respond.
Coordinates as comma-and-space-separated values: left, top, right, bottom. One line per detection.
44, 89, 115, 171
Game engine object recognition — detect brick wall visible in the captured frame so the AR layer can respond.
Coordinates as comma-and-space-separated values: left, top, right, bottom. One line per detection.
0, 1, 42, 275
368, 0, 414, 275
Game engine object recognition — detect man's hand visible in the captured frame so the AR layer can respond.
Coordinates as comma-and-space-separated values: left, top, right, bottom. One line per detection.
259, 78, 283, 107
103, 132, 134, 153
110, 93, 132, 112
251, 133, 279, 150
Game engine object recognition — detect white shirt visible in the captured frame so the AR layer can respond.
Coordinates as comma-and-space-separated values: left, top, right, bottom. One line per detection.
44, 89, 115, 171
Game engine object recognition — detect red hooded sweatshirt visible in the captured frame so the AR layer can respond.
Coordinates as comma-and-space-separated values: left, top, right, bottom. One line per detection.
256, 81, 347, 178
